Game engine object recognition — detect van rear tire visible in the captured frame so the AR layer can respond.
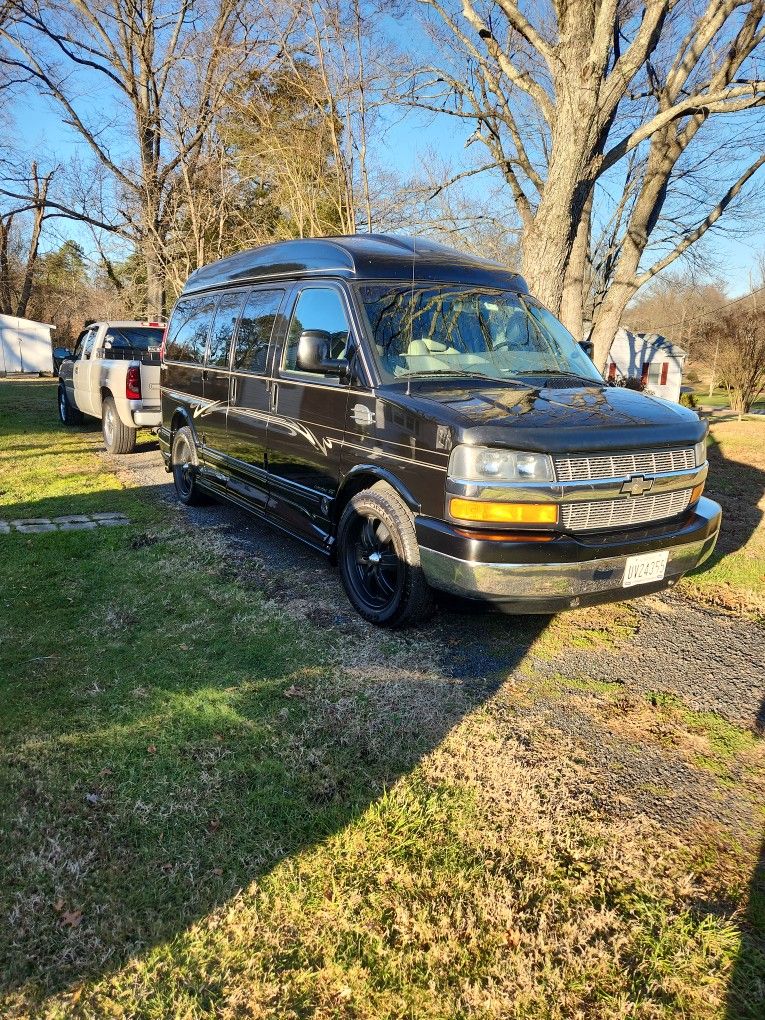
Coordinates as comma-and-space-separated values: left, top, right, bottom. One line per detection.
337, 481, 435, 627
102, 396, 137, 454
171, 426, 208, 506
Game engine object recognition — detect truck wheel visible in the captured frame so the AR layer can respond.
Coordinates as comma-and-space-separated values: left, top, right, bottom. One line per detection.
171, 425, 207, 505
58, 384, 84, 426
337, 481, 435, 627
102, 395, 137, 454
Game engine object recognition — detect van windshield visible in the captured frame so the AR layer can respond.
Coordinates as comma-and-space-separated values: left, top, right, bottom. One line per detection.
357, 285, 602, 384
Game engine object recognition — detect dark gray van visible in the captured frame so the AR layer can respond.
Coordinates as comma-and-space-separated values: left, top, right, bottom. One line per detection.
158, 235, 720, 626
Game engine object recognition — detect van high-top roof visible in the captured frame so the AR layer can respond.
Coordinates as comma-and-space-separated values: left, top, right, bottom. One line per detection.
181, 234, 528, 296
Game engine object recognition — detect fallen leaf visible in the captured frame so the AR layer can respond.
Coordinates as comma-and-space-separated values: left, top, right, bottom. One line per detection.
208, 817, 221, 833
61, 909, 82, 928
53, 897, 65, 912
179, 643, 189, 651
283, 685, 304, 699
99, 767, 113, 777
211, 867, 223, 876
147, 744, 157, 754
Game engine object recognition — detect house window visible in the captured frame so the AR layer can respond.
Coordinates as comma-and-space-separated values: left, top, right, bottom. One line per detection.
648, 361, 669, 386
641, 362, 649, 386
608, 361, 617, 381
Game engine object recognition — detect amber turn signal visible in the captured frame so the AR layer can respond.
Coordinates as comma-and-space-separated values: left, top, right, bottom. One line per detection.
449, 498, 558, 525
690, 482, 705, 504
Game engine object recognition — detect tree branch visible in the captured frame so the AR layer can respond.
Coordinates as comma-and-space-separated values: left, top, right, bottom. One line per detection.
636, 151, 765, 285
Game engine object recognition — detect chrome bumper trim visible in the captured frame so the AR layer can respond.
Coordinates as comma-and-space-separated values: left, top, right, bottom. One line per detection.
420, 530, 719, 605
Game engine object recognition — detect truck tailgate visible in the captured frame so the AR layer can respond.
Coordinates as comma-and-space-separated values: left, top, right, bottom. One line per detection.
140, 362, 161, 409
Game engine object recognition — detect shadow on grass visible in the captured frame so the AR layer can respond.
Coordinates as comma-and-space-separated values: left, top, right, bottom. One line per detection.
0, 486, 550, 1006
2, 380, 763, 1013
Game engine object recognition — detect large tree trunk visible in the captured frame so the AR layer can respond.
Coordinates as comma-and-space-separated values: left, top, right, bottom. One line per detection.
558, 189, 593, 339
145, 249, 166, 320
520, 132, 595, 314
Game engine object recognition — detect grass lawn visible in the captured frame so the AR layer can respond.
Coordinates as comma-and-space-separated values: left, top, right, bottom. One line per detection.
680, 417, 765, 619
1, 379, 763, 1019
693, 391, 765, 411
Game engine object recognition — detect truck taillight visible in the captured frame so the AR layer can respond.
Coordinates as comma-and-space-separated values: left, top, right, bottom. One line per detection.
126, 365, 141, 400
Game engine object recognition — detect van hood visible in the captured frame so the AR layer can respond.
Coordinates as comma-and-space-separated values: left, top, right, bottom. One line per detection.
386, 379, 706, 453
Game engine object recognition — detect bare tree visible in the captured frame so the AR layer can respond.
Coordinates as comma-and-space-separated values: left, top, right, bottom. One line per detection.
412, 0, 765, 367
0, 0, 273, 316
0, 162, 56, 317
713, 302, 765, 416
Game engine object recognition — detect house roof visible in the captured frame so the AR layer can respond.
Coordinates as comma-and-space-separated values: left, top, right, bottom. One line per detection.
182, 234, 529, 296
611, 328, 687, 359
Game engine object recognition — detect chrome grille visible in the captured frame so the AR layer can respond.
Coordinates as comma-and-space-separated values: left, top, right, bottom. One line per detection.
554, 447, 695, 482
560, 489, 692, 532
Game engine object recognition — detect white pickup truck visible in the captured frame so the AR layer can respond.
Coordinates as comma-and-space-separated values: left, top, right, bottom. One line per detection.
57, 320, 164, 454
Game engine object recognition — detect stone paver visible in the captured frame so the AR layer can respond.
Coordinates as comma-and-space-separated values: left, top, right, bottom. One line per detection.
0, 513, 129, 534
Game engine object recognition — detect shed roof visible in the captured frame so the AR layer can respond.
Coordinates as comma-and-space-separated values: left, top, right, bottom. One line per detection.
182, 234, 528, 295
0, 313, 55, 329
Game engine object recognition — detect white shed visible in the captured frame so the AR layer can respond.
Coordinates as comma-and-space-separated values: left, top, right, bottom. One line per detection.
606, 329, 687, 403
0, 314, 56, 375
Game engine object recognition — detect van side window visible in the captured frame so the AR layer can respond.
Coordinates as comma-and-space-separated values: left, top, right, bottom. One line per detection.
233, 289, 283, 374
165, 295, 217, 363
208, 291, 246, 368
284, 288, 349, 372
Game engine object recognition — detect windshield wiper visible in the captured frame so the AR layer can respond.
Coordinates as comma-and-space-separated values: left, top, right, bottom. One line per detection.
516, 369, 600, 384
402, 368, 502, 382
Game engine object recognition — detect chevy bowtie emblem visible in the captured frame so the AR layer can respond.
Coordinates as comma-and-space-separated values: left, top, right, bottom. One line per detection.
621, 475, 654, 497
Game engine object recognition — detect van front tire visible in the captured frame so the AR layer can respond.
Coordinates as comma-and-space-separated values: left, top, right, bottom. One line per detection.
171, 426, 207, 506
102, 395, 137, 454
338, 481, 435, 627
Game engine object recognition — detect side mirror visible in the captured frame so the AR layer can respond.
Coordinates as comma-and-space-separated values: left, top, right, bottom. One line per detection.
579, 339, 594, 360
295, 329, 349, 376
54, 347, 74, 361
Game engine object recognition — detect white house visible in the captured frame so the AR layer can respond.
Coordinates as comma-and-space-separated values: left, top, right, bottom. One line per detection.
0, 314, 55, 375
606, 329, 687, 403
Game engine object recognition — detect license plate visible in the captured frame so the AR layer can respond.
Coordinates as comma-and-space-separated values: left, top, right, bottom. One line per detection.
622, 550, 669, 588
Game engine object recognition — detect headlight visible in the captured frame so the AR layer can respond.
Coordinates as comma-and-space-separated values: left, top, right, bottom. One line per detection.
694, 440, 706, 467
448, 445, 554, 483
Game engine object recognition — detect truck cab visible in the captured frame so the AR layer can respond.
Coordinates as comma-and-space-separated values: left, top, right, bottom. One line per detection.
159, 235, 721, 626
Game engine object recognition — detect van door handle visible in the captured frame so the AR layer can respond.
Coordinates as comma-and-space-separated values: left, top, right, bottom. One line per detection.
230, 377, 237, 404
271, 382, 278, 411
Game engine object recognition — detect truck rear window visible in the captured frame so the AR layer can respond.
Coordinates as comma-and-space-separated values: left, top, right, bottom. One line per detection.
104, 327, 164, 352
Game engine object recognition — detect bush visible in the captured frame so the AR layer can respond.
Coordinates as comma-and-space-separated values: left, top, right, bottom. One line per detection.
680, 391, 698, 409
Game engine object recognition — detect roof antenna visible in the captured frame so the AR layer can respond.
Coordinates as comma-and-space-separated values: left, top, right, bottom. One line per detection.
407, 235, 416, 397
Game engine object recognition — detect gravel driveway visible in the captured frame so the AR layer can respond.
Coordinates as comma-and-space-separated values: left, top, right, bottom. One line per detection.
110, 437, 765, 842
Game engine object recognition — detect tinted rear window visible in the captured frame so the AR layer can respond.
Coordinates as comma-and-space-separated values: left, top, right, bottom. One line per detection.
208, 291, 247, 367
233, 289, 284, 373
104, 327, 164, 352
165, 296, 218, 363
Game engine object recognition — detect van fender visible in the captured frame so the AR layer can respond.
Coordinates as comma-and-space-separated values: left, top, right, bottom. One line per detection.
168, 406, 201, 449
336, 464, 421, 516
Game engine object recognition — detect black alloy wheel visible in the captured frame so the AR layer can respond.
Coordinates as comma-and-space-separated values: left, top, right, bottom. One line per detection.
337, 481, 435, 627
343, 513, 403, 614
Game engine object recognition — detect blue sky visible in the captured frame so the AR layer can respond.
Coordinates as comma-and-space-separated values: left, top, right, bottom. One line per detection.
7, 42, 765, 299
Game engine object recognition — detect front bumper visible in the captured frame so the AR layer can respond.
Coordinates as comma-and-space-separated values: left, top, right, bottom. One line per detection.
417, 496, 721, 612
